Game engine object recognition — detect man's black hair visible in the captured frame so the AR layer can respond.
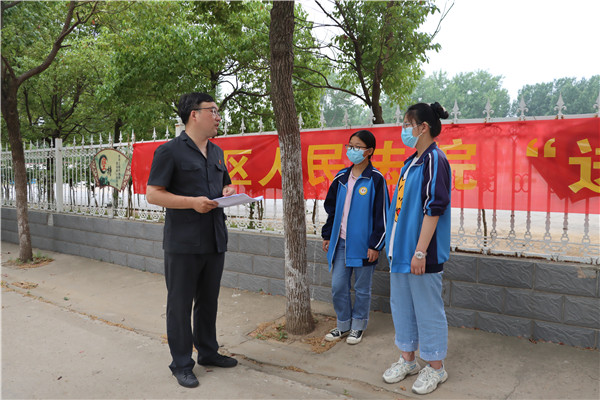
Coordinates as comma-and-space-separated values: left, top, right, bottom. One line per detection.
178, 92, 215, 125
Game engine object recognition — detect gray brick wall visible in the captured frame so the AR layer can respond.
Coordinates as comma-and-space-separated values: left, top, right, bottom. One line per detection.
535, 263, 598, 297
477, 312, 532, 338
2, 208, 598, 349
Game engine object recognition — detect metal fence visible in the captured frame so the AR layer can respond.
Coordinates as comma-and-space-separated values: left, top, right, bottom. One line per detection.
2, 96, 599, 264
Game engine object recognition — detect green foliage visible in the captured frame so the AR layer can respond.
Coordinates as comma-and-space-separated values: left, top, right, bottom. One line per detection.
321, 72, 369, 127
10, 252, 53, 266
98, 1, 325, 138
276, 324, 288, 341
321, 88, 368, 127
312, 0, 439, 122
379, 92, 403, 124
406, 72, 598, 119
96, 1, 201, 138
407, 70, 511, 118
19, 36, 113, 144
291, 4, 328, 129
511, 76, 600, 116
1, 1, 117, 146
2, 2, 72, 74
9, 0, 594, 143
2, 1, 326, 143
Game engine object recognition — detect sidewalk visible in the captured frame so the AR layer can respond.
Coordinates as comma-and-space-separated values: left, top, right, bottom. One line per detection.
2, 241, 598, 399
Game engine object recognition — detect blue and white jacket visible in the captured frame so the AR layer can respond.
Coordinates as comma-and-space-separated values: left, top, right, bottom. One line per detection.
321, 162, 389, 270
386, 143, 451, 273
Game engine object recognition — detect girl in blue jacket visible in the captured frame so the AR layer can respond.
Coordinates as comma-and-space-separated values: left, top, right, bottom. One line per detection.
321, 130, 389, 345
382, 102, 451, 395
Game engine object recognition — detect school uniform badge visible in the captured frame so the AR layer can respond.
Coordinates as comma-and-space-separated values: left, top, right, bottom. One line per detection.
359, 186, 368, 195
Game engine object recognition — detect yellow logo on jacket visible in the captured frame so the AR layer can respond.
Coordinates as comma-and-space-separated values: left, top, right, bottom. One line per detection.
395, 177, 406, 222
358, 186, 368, 195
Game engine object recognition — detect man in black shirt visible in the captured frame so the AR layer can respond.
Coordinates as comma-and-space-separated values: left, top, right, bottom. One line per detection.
147, 92, 237, 388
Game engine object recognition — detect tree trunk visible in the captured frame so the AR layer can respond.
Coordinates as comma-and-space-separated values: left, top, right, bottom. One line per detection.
371, 60, 384, 123
114, 117, 124, 142
1, 1, 91, 262
269, 1, 314, 335
371, 0, 395, 125
1, 81, 33, 261
371, 86, 384, 124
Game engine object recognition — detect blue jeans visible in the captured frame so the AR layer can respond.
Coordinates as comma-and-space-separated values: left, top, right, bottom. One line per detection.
390, 272, 448, 361
331, 239, 375, 331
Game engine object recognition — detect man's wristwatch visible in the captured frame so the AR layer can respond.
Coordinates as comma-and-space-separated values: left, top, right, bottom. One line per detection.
414, 250, 427, 260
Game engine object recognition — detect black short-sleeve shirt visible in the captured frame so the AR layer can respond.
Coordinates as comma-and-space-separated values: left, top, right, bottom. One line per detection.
147, 131, 232, 254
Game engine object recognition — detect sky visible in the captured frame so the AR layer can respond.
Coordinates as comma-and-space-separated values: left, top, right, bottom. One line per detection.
419, 0, 600, 100
301, 0, 600, 102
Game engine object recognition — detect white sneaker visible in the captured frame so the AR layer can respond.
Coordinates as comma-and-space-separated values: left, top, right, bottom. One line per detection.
382, 357, 420, 383
411, 364, 448, 395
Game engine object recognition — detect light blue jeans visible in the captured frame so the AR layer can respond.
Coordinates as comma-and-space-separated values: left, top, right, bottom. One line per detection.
331, 239, 375, 331
390, 272, 448, 361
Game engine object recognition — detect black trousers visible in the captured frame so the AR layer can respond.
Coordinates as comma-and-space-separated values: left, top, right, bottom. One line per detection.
164, 252, 225, 372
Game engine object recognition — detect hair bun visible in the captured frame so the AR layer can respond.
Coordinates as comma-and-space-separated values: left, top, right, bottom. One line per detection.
430, 102, 449, 120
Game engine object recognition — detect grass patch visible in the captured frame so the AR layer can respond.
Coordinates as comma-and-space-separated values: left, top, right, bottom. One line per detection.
4, 252, 53, 269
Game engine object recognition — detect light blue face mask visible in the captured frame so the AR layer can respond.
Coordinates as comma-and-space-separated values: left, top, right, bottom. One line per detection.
401, 127, 422, 148
346, 147, 366, 164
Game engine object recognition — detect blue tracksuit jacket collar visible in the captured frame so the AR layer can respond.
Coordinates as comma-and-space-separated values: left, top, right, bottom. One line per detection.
338, 161, 375, 185
404, 142, 440, 167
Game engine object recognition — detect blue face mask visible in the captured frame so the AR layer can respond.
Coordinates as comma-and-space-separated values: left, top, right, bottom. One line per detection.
346, 148, 366, 164
401, 127, 422, 148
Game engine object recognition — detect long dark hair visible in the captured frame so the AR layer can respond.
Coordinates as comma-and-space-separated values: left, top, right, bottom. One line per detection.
405, 102, 449, 138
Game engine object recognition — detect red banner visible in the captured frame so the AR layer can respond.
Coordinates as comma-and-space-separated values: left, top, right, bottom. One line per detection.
132, 118, 600, 214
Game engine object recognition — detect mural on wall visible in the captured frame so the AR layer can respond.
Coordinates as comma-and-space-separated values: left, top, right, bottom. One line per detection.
91, 148, 132, 191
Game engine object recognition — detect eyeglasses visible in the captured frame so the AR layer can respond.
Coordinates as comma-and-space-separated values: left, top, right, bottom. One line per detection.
344, 144, 368, 151
402, 122, 422, 129
194, 107, 220, 118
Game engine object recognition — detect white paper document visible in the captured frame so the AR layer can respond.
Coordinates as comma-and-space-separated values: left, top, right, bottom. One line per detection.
214, 193, 264, 208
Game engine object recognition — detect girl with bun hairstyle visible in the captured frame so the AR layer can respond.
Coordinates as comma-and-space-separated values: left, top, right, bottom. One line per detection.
382, 102, 452, 395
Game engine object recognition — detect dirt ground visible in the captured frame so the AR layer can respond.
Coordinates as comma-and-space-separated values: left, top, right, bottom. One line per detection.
249, 313, 341, 354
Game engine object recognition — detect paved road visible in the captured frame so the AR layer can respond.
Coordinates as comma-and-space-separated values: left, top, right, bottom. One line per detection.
2, 241, 599, 399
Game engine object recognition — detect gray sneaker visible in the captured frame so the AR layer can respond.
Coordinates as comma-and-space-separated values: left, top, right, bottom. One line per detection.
382, 357, 421, 383
411, 364, 448, 394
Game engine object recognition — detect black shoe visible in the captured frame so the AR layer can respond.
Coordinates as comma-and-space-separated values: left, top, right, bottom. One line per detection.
346, 329, 363, 344
324, 328, 350, 342
199, 353, 238, 368
172, 369, 199, 388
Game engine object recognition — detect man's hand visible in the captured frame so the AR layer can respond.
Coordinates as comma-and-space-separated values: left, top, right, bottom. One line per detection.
222, 185, 235, 197
322, 240, 330, 252
192, 196, 218, 213
146, 185, 219, 213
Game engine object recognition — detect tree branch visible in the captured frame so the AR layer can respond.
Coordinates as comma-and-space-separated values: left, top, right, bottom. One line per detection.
292, 70, 367, 104
430, 1, 455, 40
16, 1, 99, 86
61, 80, 85, 122
314, 0, 353, 40
37, 91, 51, 117
1, 1, 21, 13
1, 54, 16, 79
23, 86, 33, 125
